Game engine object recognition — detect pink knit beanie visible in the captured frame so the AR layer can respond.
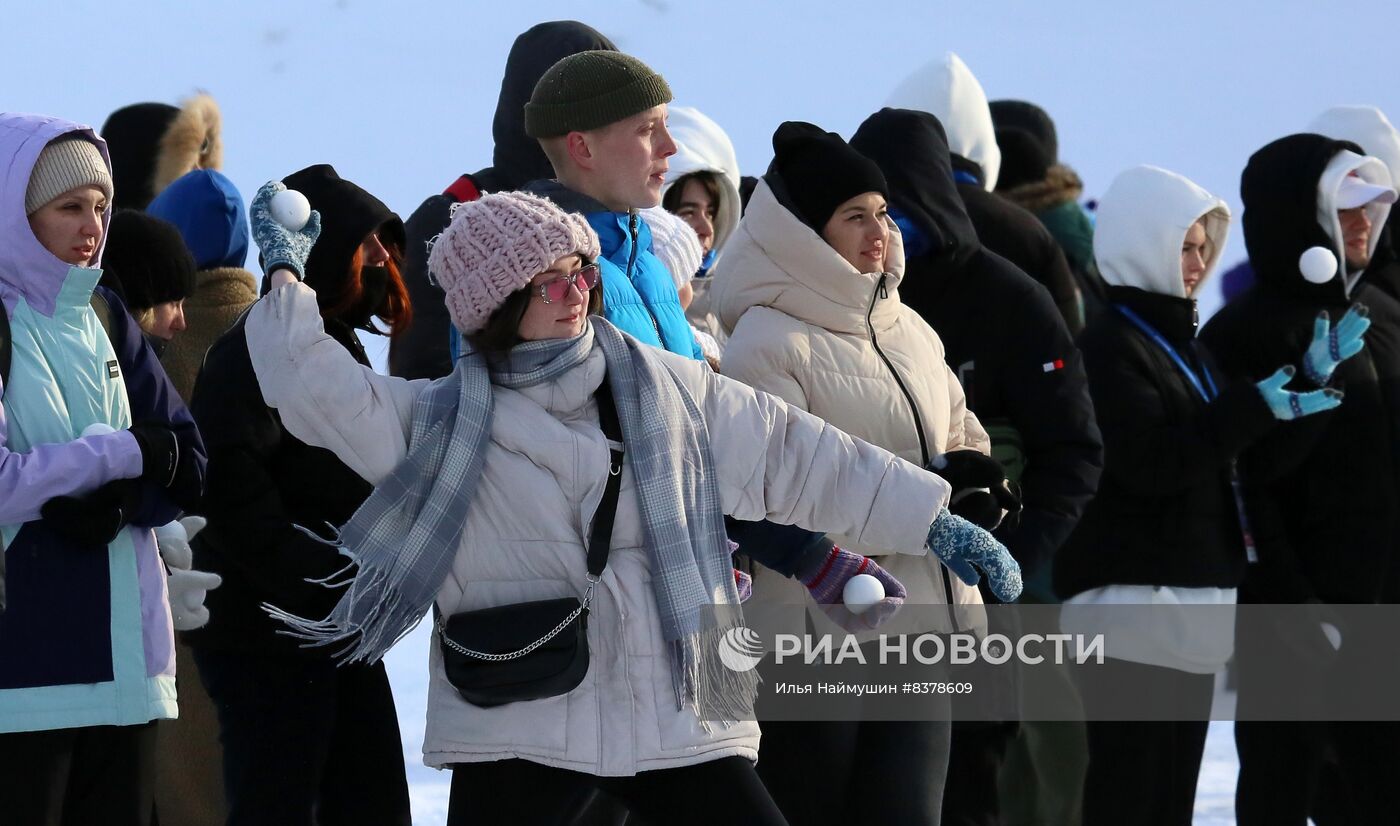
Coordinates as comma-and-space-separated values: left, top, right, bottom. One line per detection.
429, 191, 602, 334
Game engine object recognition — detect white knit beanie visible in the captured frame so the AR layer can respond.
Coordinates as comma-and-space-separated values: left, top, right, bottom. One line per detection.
429, 192, 601, 334
643, 207, 703, 290
25, 135, 114, 215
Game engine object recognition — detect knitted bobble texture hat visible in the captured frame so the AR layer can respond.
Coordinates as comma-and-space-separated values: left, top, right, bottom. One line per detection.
524, 50, 672, 138
429, 191, 601, 334
643, 207, 703, 289
25, 135, 114, 215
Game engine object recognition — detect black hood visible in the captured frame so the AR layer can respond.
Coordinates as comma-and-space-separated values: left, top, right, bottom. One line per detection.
849, 108, 979, 270
275, 165, 404, 303
482, 21, 616, 192
1241, 133, 1363, 301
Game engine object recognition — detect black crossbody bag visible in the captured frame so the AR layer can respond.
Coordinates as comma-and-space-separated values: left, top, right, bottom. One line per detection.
435, 382, 624, 708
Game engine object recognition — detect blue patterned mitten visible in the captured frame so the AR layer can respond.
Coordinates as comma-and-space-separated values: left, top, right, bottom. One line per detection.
926, 510, 1023, 602
250, 181, 322, 280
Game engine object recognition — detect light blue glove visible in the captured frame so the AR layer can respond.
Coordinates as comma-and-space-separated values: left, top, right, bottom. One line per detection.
926, 509, 1023, 602
1256, 365, 1343, 421
1303, 305, 1369, 385
250, 181, 322, 280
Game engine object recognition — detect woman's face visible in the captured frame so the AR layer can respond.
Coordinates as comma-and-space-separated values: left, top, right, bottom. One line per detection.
1181, 220, 1210, 297
359, 231, 390, 267
821, 192, 889, 274
517, 254, 594, 342
672, 177, 717, 253
145, 300, 187, 341
28, 185, 107, 267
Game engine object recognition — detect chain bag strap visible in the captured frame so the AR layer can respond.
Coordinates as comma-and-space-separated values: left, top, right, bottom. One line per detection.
436, 378, 624, 706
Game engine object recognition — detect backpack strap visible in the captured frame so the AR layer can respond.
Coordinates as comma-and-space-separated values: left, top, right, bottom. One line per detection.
89, 291, 114, 342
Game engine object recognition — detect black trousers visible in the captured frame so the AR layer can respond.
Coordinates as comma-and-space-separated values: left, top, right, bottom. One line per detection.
1235, 720, 1400, 826
193, 646, 411, 826
0, 721, 157, 826
445, 756, 788, 825
940, 721, 1018, 826
755, 719, 952, 826
1075, 658, 1214, 826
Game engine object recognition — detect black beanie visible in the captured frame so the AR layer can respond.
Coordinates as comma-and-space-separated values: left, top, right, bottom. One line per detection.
994, 126, 1054, 191
989, 100, 1059, 165
279, 164, 405, 295
769, 121, 888, 231
100, 103, 179, 210
99, 210, 197, 311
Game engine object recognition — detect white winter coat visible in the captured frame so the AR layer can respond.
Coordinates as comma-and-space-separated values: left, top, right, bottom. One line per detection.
713, 180, 990, 635
245, 282, 950, 776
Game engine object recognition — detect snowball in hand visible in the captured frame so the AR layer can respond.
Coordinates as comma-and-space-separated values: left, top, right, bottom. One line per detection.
1300, 246, 1339, 284
842, 573, 886, 615
81, 423, 116, 437
270, 188, 312, 232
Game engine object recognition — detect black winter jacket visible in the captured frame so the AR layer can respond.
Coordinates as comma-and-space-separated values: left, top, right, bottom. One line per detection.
1200, 134, 1400, 604
186, 314, 374, 653
389, 21, 617, 380
850, 108, 1103, 592
951, 155, 1084, 336
1055, 286, 1275, 598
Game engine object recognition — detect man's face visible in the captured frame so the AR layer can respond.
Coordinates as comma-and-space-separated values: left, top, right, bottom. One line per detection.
588, 105, 677, 211
1339, 207, 1373, 269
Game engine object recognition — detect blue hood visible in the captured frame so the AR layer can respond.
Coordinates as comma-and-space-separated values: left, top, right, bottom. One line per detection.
146, 169, 249, 270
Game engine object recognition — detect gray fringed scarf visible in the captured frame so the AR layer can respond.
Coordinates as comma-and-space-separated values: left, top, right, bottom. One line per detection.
268, 318, 757, 719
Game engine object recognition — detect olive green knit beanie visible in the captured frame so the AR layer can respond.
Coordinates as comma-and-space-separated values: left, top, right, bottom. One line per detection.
524, 51, 673, 138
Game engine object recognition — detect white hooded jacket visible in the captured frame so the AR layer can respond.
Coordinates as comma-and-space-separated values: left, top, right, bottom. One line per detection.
1064, 165, 1238, 674
886, 52, 1002, 191
662, 106, 743, 349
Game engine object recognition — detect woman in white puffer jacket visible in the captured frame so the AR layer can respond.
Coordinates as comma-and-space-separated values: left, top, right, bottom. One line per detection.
713, 122, 1022, 826
241, 185, 1020, 825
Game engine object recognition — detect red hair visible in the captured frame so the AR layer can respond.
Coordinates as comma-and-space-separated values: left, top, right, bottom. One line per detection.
320, 240, 413, 338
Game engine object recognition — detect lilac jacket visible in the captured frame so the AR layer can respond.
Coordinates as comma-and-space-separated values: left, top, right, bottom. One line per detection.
0, 113, 206, 732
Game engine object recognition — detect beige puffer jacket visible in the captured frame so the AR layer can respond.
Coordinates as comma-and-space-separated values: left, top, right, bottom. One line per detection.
713, 179, 990, 633
245, 282, 950, 777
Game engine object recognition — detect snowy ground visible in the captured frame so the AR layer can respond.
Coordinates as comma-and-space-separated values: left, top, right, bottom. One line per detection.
384, 619, 1243, 826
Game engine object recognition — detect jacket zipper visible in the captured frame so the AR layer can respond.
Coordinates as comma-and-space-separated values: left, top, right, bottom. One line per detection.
865, 276, 960, 627
626, 213, 664, 342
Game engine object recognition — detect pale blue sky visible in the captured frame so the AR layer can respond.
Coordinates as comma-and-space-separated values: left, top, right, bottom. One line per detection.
6, 0, 1399, 319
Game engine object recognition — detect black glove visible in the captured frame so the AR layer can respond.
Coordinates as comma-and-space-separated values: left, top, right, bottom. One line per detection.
40, 480, 142, 547
929, 451, 1023, 530
129, 423, 200, 508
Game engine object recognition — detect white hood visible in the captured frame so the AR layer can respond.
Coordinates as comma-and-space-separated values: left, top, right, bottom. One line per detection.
886, 52, 1001, 191
1315, 149, 1395, 287
1308, 106, 1400, 187
661, 105, 743, 254
1093, 165, 1230, 299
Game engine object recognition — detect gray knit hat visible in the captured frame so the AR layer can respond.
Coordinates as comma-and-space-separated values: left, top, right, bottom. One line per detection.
25, 135, 114, 215
524, 51, 672, 138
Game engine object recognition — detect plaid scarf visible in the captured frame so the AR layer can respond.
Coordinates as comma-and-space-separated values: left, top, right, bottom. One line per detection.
268, 318, 757, 718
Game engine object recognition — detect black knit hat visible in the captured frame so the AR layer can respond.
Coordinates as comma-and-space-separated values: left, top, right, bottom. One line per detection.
994, 126, 1054, 191
989, 100, 1059, 165
100, 103, 179, 210
524, 51, 672, 138
769, 121, 889, 231
99, 209, 197, 311
280, 164, 405, 294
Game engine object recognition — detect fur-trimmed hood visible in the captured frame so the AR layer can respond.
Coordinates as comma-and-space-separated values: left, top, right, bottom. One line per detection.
101, 93, 222, 209
1000, 164, 1084, 213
